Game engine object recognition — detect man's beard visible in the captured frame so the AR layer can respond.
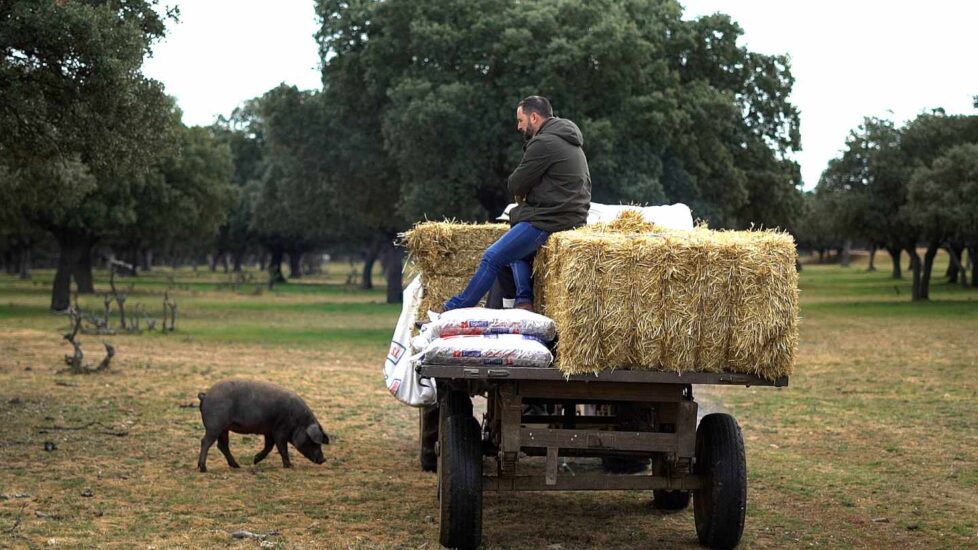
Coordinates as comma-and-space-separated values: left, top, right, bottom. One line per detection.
522, 122, 535, 142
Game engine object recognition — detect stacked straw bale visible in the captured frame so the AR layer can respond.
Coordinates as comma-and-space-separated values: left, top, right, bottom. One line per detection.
403, 222, 508, 316
403, 212, 798, 380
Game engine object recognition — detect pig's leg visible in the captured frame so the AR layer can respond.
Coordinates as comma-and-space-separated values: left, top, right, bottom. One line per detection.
198, 433, 217, 473
254, 435, 274, 465
217, 430, 240, 468
275, 436, 292, 468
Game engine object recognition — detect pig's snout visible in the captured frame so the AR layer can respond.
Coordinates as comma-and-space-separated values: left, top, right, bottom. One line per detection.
315, 456, 325, 464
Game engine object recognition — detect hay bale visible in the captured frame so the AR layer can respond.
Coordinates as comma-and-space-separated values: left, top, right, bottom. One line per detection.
403, 221, 507, 277
403, 221, 508, 317
725, 231, 799, 379
404, 215, 799, 380
537, 234, 646, 373
415, 275, 471, 318
538, 219, 797, 379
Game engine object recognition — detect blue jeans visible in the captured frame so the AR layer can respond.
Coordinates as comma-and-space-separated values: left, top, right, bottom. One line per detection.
444, 222, 550, 311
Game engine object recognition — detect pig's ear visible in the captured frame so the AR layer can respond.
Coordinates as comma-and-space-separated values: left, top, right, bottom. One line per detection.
306, 423, 326, 445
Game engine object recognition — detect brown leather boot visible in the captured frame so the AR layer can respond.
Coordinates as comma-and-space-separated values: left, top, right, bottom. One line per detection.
513, 302, 535, 313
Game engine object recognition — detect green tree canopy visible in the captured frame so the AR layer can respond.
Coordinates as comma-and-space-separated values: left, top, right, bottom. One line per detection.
316, 0, 805, 302
818, 110, 978, 300
0, 0, 189, 309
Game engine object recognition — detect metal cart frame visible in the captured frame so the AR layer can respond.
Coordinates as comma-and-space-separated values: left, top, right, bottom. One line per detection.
417, 364, 788, 549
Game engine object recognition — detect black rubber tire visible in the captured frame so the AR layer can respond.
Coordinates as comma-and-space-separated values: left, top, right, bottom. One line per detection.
652, 457, 691, 511
601, 403, 651, 474
601, 455, 649, 474
654, 487, 691, 510
440, 390, 473, 419
439, 415, 483, 550
439, 390, 473, 450
693, 413, 747, 549
419, 405, 439, 472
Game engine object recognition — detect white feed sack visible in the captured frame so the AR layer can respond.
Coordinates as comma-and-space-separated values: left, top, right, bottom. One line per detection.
426, 307, 557, 341
423, 334, 554, 368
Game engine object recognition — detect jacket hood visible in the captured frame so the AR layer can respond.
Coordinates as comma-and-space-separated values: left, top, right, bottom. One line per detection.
538, 117, 583, 147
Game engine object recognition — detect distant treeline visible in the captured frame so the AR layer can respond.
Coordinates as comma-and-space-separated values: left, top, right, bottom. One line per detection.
4, 0, 970, 306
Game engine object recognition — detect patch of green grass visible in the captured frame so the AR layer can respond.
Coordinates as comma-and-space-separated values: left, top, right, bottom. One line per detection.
1, 251, 977, 547
183, 325, 394, 348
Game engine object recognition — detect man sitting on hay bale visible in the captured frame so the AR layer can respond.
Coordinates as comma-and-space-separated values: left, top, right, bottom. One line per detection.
443, 96, 592, 313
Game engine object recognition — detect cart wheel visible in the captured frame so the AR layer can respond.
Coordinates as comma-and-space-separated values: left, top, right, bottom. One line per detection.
419, 405, 439, 472
654, 487, 691, 511
693, 413, 746, 549
652, 457, 690, 511
601, 455, 649, 474
601, 403, 651, 473
439, 390, 474, 446
439, 415, 483, 550
440, 390, 474, 419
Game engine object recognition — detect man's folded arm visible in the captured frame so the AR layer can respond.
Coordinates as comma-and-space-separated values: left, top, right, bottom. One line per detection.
507, 139, 550, 198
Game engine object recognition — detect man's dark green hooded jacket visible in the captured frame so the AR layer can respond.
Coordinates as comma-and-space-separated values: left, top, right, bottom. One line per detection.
507, 117, 591, 233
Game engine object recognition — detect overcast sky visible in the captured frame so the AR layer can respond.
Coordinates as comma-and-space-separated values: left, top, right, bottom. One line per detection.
143, 1, 978, 190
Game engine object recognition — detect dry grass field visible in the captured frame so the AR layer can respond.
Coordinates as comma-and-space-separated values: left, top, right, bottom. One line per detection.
0, 252, 976, 549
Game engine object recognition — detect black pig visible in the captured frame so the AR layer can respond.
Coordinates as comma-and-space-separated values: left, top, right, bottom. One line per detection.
197, 379, 329, 472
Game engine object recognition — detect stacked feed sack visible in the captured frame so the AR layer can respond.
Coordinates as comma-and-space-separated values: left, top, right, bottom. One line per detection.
403, 211, 799, 380
402, 221, 508, 316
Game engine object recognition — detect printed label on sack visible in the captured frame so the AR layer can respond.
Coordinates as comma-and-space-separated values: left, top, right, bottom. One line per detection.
387, 341, 406, 366
483, 358, 515, 366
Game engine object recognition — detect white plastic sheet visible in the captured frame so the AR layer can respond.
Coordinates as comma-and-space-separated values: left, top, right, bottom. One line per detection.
585, 202, 694, 230
383, 276, 436, 407
496, 201, 694, 230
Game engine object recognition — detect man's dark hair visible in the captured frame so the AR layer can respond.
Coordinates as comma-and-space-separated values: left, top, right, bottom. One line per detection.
518, 96, 553, 118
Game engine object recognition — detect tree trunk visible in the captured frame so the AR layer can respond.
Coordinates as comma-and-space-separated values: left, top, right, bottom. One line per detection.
124, 247, 139, 277
361, 237, 383, 290
287, 243, 303, 279
945, 242, 964, 283
73, 239, 95, 294
866, 244, 877, 272
945, 260, 957, 283
18, 245, 31, 280
839, 239, 852, 267
945, 244, 967, 287
268, 242, 286, 287
52, 233, 90, 310
968, 244, 978, 288
907, 247, 923, 301
141, 249, 152, 272
385, 242, 404, 304
221, 253, 229, 274
886, 247, 902, 279
209, 253, 219, 272
817, 249, 825, 263
232, 251, 244, 273
2, 249, 13, 275
258, 252, 268, 272
920, 242, 940, 301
